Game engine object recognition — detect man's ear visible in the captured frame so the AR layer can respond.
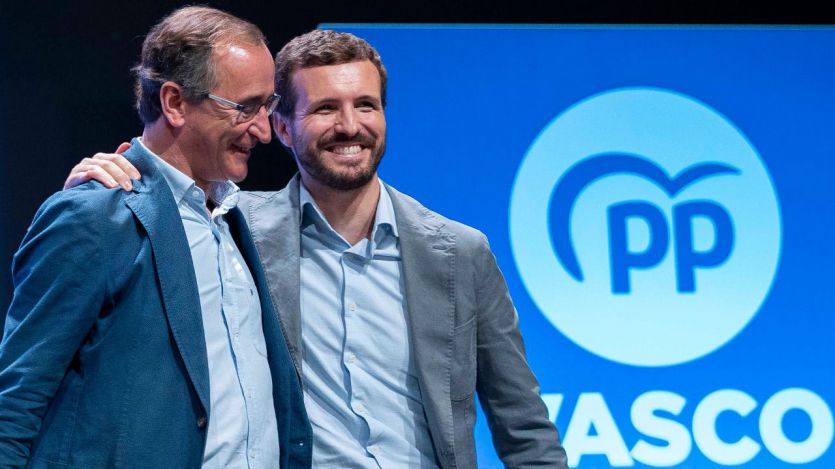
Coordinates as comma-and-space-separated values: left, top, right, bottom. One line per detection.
272, 112, 293, 148
159, 82, 188, 128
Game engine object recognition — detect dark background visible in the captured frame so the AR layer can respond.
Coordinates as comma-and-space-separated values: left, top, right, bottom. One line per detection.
0, 0, 831, 311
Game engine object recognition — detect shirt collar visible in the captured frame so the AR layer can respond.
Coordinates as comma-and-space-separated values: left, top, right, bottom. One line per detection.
299, 178, 399, 248
373, 179, 399, 240
139, 138, 240, 216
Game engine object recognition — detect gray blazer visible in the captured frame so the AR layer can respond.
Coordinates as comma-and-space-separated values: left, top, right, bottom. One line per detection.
239, 176, 567, 469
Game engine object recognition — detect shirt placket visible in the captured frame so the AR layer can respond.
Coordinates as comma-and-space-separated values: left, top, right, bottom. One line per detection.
341, 239, 387, 467
213, 215, 256, 466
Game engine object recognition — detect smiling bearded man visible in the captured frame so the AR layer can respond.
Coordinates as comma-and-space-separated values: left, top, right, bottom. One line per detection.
60, 29, 567, 469
254, 30, 568, 469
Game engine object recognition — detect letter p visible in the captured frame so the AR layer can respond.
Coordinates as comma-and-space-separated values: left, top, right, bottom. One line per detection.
608, 202, 669, 294
673, 201, 734, 293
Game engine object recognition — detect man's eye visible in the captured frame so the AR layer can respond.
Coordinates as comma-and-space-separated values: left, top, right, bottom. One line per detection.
240, 104, 260, 115
358, 101, 376, 110
315, 105, 336, 113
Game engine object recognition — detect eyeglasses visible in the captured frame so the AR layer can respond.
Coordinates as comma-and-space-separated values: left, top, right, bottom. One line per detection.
205, 92, 280, 122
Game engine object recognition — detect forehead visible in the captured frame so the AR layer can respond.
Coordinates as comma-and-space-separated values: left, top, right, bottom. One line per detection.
291, 60, 381, 103
212, 42, 275, 97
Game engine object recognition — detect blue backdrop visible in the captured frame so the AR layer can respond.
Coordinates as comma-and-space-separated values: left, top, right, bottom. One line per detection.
322, 25, 835, 468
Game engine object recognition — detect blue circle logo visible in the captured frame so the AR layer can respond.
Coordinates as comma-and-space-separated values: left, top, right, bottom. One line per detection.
509, 87, 782, 367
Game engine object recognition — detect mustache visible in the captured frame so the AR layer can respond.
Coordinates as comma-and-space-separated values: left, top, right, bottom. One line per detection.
318, 132, 376, 148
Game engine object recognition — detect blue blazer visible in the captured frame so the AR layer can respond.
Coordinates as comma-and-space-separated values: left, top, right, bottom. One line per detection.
0, 145, 312, 468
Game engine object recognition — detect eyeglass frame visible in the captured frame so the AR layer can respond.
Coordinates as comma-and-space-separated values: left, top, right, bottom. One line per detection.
205, 92, 281, 122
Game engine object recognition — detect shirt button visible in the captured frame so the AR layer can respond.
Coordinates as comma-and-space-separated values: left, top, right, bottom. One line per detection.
368, 445, 379, 454
192, 190, 201, 198
355, 403, 365, 413
349, 303, 357, 312
196, 416, 207, 428
346, 353, 357, 364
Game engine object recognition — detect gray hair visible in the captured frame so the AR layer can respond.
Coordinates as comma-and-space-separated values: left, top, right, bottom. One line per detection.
133, 6, 265, 124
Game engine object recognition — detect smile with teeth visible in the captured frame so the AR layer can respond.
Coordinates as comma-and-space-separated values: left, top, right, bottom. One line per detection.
329, 145, 362, 155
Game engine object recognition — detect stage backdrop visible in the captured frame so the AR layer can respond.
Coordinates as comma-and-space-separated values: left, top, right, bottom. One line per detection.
321, 24, 835, 468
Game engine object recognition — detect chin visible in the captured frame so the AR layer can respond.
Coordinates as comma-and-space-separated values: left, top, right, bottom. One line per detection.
224, 167, 248, 183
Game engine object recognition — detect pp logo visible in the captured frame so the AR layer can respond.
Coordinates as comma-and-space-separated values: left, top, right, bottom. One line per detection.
509, 88, 781, 367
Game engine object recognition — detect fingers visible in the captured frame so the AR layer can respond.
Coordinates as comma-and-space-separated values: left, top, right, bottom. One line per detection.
88, 155, 134, 191
63, 145, 140, 192
63, 167, 95, 190
93, 151, 141, 182
63, 163, 117, 190
73, 163, 120, 189
113, 143, 139, 179
64, 157, 131, 191
115, 142, 132, 154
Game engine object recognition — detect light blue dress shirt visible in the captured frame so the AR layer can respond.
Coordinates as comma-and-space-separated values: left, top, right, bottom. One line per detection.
141, 140, 280, 469
299, 181, 438, 468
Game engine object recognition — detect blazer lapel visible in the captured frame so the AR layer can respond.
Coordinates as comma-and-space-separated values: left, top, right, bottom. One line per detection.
240, 177, 304, 378
387, 184, 457, 460
122, 145, 210, 413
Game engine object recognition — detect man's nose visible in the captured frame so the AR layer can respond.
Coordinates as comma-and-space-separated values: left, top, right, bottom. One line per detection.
249, 107, 272, 144
334, 108, 359, 136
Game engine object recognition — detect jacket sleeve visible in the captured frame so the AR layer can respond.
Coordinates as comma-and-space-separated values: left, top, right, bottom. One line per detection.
0, 191, 109, 466
473, 234, 568, 468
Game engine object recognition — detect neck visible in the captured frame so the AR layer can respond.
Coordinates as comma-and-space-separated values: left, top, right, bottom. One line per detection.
143, 122, 212, 195
301, 174, 380, 246
143, 123, 213, 212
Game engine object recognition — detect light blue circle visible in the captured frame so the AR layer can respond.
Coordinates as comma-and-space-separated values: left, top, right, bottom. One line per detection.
509, 87, 782, 367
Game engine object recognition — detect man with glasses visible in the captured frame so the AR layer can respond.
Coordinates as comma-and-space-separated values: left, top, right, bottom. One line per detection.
63, 29, 567, 468
0, 6, 310, 468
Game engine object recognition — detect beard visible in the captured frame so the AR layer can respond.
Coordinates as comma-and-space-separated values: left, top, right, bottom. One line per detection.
294, 130, 386, 191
